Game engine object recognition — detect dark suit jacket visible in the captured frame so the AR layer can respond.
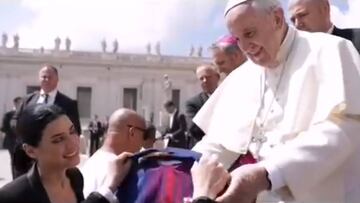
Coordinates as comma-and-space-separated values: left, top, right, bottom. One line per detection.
185, 92, 209, 142
16, 91, 81, 134
1, 110, 16, 151
0, 164, 109, 203
163, 110, 187, 148
332, 26, 360, 53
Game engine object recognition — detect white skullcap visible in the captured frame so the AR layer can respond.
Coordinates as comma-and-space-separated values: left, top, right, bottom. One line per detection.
224, 0, 249, 16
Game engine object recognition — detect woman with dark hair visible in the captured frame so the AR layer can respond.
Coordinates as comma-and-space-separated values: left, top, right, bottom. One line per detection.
0, 104, 132, 203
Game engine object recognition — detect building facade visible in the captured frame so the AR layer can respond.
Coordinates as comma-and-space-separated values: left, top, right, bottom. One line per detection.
0, 47, 208, 128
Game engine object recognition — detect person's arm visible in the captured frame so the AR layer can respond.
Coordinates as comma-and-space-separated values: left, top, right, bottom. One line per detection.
171, 114, 187, 139
82, 152, 133, 203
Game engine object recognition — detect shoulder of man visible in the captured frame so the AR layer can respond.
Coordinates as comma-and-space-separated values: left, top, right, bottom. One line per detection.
332, 27, 353, 40
186, 92, 205, 106
4, 110, 16, 118
56, 91, 75, 101
299, 29, 351, 51
56, 92, 79, 107
23, 91, 39, 104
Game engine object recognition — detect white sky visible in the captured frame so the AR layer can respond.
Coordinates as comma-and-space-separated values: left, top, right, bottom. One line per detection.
2, 0, 359, 55
16, 0, 224, 55
330, 0, 360, 28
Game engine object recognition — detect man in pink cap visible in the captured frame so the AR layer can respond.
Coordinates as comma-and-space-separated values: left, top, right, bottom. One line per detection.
210, 34, 246, 76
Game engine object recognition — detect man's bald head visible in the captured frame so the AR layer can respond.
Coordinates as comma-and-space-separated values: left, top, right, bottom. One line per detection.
105, 108, 146, 154
289, 0, 332, 32
196, 64, 220, 94
107, 108, 145, 133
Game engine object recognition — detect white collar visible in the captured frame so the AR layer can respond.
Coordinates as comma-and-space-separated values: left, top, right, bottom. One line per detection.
275, 26, 296, 65
327, 24, 334, 34
265, 26, 296, 76
169, 109, 177, 117
40, 88, 58, 98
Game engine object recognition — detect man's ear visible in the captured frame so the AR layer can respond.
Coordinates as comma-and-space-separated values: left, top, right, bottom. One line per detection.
23, 143, 37, 159
128, 127, 135, 138
321, 0, 330, 15
273, 8, 285, 29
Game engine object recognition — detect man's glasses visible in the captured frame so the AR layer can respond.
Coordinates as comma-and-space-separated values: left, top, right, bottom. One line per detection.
127, 125, 146, 134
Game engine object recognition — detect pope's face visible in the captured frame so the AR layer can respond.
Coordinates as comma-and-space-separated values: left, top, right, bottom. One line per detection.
289, 0, 330, 32
226, 4, 284, 68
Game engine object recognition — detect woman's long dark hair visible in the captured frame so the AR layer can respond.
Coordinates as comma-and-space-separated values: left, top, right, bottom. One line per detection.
16, 104, 65, 147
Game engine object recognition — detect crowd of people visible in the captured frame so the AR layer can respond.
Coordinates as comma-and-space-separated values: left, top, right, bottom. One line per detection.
1, 0, 360, 202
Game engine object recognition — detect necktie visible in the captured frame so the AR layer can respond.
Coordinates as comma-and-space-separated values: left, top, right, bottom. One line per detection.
44, 94, 49, 104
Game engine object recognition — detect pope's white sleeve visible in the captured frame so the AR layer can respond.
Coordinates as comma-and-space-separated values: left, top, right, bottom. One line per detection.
192, 136, 239, 169
259, 161, 285, 191
263, 119, 360, 199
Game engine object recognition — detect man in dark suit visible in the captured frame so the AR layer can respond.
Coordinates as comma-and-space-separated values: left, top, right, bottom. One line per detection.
162, 100, 187, 148
88, 114, 104, 155
289, 0, 360, 52
12, 64, 82, 178
185, 64, 220, 147
1, 97, 22, 178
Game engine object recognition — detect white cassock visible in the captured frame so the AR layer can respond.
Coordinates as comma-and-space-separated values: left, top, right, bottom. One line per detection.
192, 26, 360, 203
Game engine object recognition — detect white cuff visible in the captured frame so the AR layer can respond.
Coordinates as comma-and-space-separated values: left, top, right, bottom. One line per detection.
259, 161, 285, 191
97, 186, 119, 203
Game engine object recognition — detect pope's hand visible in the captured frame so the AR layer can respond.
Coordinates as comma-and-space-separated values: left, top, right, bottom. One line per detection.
191, 154, 230, 200
104, 152, 133, 192
216, 163, 270, 203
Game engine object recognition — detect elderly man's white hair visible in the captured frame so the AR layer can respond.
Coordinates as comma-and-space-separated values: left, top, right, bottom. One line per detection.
225, 0, 282, 16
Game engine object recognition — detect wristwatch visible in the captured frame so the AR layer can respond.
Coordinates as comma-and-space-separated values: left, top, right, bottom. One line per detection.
190, 196, 217, 203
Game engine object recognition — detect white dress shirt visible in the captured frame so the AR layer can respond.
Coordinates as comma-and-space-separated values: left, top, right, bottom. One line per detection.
37, 89, 57, 104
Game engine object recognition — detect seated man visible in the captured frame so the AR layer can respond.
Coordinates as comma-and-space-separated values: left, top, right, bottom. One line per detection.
81, 108, 146, 197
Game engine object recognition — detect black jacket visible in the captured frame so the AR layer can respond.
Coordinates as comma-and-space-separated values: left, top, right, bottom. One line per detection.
1, 110, 16, 151
0, 164, 109, 203
185, 92, 209, 142
332, 26, 360, 53
163, 110, 187, 148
